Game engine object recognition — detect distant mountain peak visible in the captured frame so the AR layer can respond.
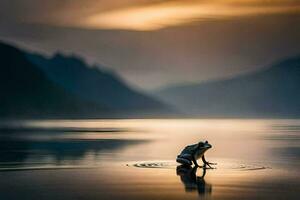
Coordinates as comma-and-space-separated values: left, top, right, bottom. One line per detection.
155, 55, 300, 118
52, 52, 90, 67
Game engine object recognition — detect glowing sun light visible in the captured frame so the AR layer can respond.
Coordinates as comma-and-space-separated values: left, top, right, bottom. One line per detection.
82, 2, 300, 31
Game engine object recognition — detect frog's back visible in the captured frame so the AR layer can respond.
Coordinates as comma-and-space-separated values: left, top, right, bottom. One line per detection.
180, 144, 198, 155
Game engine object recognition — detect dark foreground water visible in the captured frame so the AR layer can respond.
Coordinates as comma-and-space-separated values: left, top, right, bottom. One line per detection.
0, 119, 299, 200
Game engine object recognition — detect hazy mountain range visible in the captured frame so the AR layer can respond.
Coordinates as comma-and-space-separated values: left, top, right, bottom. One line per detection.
1, 40, 299, 119
155, 56, 300, 118
26, 52, 170, 112
0, 41, 173, 119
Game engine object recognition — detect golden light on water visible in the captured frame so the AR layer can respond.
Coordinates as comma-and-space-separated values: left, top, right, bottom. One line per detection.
82, 1, 300, 30
2, 119, 300, 199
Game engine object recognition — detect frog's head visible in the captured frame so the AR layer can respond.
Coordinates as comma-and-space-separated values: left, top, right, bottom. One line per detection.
197, 141, 212, 151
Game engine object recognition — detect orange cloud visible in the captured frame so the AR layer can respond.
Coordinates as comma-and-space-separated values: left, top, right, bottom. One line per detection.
81, 0, 300, 30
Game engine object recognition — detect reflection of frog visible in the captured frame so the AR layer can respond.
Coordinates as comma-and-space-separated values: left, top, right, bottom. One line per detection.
176, 165, 212, 196
176, 141, 216, 168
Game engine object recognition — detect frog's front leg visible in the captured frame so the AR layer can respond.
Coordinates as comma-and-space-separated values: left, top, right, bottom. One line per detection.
201, 155, 216, 169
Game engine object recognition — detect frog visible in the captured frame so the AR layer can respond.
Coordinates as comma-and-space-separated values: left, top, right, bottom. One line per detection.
176, 141, 216, 168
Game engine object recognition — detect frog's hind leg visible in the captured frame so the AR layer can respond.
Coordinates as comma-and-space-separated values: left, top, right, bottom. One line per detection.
176, 155, 193, 166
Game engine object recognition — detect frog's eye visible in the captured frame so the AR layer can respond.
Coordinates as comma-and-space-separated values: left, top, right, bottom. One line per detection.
198, 142, 204, 148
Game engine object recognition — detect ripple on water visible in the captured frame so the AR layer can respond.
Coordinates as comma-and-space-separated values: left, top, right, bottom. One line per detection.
0, 160, 270, 171
128, 160, 270, 171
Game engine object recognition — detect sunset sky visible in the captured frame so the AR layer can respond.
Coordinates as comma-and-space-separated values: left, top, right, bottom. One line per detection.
0, 0, 300, 89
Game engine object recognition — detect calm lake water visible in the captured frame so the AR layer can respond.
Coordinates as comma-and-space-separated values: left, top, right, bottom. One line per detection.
0, 119, 299, 200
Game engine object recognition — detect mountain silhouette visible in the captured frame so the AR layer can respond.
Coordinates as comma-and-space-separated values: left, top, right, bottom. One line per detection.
0, 42, 108, 118
27, 52, 170, 113
0, 41, 173, 118
155, 56, 300, 118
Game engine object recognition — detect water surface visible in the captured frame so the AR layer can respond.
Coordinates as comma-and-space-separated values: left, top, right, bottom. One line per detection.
0, 119, 299, 200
